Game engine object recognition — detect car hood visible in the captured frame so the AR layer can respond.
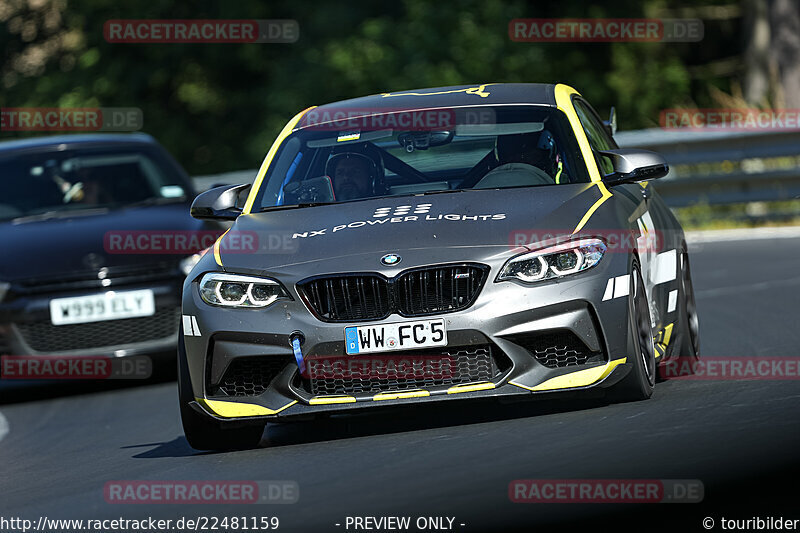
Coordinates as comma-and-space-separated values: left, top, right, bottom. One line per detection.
0, 203, 202, 282
222, 184, 612, 275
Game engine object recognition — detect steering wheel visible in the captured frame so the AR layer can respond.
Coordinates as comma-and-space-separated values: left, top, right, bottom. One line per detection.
282, 176, 336, 204
473, 163, 554, 189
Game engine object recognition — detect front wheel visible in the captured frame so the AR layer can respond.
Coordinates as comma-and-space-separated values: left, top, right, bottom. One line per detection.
659, 249, 701, 380
678, 250, 700, 360
178, 333, 265, 451
608, 262, 655, 402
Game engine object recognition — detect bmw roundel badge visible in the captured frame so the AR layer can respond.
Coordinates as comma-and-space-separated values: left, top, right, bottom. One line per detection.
380, 254, 401, 266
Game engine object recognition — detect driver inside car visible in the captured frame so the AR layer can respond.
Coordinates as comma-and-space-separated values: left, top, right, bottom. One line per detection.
470, 130, 562, 189
325, 149, 383, 201
494, 130, 558, 177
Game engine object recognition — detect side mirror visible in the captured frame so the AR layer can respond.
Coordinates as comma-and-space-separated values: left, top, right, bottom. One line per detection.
190, 183, 251, 221
603, 107, 617, 137
598, 149, 669, 185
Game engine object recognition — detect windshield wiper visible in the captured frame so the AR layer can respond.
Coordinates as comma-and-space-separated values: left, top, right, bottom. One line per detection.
10, 208, 110, 224
126, 196, 187, 208
421, 189, 465, 195
256, 202, 336, 212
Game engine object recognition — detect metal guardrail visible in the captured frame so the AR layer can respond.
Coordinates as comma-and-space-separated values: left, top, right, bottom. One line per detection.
615, 129, 800, 208
192, 129, 800, 210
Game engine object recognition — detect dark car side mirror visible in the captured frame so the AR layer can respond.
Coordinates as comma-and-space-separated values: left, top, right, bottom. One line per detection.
190, 183, 252, 221
598, 149, 669, 186
603, 107, 617, 137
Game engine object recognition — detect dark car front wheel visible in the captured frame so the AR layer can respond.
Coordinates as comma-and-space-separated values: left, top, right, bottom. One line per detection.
178, 332, 265, 451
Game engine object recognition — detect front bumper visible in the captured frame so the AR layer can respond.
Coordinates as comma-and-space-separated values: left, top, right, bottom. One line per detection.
182, 254, 640, 422
0, 280, 182, 358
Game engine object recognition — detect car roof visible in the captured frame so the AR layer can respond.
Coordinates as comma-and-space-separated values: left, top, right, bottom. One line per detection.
0, 133, 158, 154
308, 83, 559, 117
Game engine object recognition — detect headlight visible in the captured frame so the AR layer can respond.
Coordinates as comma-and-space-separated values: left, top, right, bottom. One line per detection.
497, 238, 606, 283
180, 252, 203, 276
198, 273, 290, 308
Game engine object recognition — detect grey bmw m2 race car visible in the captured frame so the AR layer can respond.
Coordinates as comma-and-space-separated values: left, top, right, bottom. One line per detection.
179, 83, 700, 450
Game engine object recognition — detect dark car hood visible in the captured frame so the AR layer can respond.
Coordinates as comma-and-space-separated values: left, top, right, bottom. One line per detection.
223, 184, 611, 274
0, 203, 202, 282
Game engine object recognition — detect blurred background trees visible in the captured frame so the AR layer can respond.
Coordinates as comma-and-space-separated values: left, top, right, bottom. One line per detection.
1, 0, 797, 174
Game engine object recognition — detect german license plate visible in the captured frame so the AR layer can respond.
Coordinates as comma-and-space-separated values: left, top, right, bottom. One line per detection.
345, 318, 447, 355
50, 289, 156, 326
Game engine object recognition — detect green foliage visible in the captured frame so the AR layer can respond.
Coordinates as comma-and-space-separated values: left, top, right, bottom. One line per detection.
0, 0, 742, 174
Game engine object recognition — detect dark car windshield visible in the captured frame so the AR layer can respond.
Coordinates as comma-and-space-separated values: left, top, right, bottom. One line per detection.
253, 105, 590, 210
0, 144, 190, 222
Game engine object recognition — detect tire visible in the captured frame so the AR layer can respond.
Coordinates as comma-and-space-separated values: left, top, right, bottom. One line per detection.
678, 249, 700, 360
658, 249, 700, 380
609, 262, 656, 402
178, 332, 265, 451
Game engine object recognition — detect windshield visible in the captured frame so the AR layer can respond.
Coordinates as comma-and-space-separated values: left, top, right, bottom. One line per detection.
253, 105, 590, 210
0, 145, 190, 221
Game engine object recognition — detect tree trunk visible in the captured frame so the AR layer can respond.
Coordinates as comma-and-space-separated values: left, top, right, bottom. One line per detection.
743, 0, 772, 106
769, 0, 800, 108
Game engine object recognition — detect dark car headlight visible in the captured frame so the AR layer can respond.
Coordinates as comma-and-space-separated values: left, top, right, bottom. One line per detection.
198, 273, 290, 308
180, 253, 203, 277
497, 238, 606, 283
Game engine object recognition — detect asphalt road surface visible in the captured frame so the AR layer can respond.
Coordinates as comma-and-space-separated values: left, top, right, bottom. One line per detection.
2, 230, 800, 533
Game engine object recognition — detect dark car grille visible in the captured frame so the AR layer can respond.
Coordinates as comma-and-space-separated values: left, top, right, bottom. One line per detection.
297, 264, 487, 322
299, 275, 391, 322
15, 306, 180, 352
0, 332, 10, 355
306, 345, 498, 396
395, 266, 485, 315
211, 355, 294, 397
515, 331, 603, 369
15, 263, 179, 295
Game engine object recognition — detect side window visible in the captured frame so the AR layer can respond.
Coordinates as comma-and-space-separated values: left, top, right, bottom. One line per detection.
573, 99, 615, 176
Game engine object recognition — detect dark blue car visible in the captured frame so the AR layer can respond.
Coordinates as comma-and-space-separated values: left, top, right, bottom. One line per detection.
0, 134, 207, 372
